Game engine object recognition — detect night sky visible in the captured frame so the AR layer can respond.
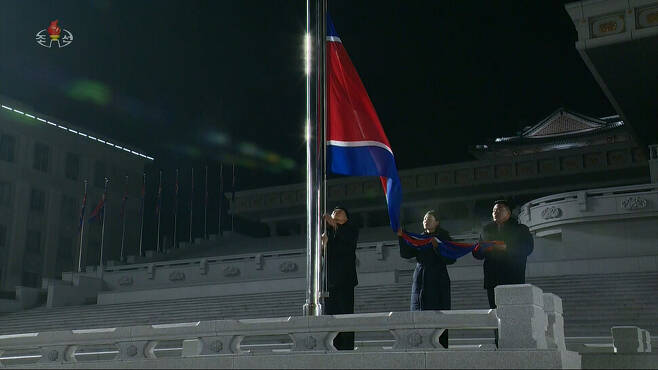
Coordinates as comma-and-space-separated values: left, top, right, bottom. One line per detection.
1, 0, 613, 191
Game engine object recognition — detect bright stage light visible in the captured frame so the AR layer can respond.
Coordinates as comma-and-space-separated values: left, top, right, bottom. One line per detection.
304, 33, 311, 75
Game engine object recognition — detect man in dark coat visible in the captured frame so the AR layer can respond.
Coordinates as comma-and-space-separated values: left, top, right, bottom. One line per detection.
473, 200, 534, 346
398, 210, 455, 348
323, 205, 359, 350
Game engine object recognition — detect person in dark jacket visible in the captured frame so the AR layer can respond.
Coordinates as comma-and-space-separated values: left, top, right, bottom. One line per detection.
397, 210, 455, 348
323, 205, 359, 350
473, 200, 534, 307
473, 200, 534, 347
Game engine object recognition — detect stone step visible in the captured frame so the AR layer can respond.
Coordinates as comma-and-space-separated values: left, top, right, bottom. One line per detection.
0, 271, 654, 338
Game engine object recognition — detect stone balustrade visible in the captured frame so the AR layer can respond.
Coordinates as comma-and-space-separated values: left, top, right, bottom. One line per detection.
230, 142, 647, 217
0, 284, 578, 368
70, 235, 478, 297
518, 183, 658, 234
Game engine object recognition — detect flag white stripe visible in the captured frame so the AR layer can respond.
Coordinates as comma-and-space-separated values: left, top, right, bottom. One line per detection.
327, 140, 393, 155
326, 36, 342, 43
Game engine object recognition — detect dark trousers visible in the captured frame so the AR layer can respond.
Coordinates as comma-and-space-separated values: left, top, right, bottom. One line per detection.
411, 265, 451, 348
487, 287, 499, 347
325, 286, 355, 350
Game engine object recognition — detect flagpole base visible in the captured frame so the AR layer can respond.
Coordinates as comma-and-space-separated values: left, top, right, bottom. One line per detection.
302, 302, 323, 316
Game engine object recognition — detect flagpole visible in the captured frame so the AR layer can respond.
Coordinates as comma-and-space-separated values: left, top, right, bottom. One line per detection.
77, 180, 88, 273
139, 173, 145, 257
231, 163, 235, 232
218, 162, 224, 237
173, 168, 179, 249
189, 167, 194, 244
99, 178, 109, 280
156, 169, 163, 253
120, 175, 128, 262
303, 0, 326, 316
204, 165, 208, 239
320, 0, 329, 302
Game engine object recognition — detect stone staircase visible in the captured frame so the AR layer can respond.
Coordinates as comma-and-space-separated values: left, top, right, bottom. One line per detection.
0, 272, 655, 340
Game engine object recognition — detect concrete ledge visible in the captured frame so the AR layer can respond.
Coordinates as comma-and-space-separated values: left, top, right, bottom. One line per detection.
0, 298, 22, 313
47, 277, 102, 308
581, 353, 658, 369
7, 350, 581, 369
97, 271, 395, 305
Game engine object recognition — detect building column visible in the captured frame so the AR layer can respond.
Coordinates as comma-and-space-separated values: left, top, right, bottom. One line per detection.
42, 190, 63, 280
3, 181, 30, 290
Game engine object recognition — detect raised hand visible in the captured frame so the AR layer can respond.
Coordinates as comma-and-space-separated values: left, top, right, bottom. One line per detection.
323, 213, 337, 228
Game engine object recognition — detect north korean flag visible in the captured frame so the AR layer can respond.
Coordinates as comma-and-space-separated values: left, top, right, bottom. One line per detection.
326, 15, 402, 231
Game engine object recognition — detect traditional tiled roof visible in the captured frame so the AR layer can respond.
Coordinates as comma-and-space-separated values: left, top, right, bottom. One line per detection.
491, 108, 624, 145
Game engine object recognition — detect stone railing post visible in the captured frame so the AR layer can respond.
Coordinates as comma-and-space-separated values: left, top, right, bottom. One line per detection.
495, 284, 548, 350
290, 331, 334, 352
543, 293, 566, 350
38, 345, 68, 364
391, 328, 444, 351
116, 340, 150, 361
612, 326, 650, 353
182, 335, 239, 357
642, 329, 652, 352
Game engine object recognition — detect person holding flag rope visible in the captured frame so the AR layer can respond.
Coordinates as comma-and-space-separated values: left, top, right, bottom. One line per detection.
473, 199, 534, 347
321, 205, 359, 350
397, 210, 455, 348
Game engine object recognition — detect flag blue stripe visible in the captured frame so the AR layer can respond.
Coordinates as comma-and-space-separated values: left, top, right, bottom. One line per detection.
327, 15, 339, 38
328, 144, 401, 230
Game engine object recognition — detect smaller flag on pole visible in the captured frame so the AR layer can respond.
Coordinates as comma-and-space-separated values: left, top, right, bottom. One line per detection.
77, 180, 88, 273
78, 184, 88, 230
88, 186, 107, 224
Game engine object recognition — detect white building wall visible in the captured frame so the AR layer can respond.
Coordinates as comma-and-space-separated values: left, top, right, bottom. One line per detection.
0, 104, 149, 290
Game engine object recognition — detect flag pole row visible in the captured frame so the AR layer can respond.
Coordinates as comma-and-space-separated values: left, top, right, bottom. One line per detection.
76, 163, 236, 269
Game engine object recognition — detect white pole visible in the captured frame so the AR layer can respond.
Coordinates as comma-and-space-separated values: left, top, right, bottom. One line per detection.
77, 180, 88, 273
204, 165, 208, 239
303, 0, 326, 317
218, 163, 223, 237
173, 169, 179, 248
138, 173, 145, 257
156, 170, 163, 253
190, 167, 194, 244
99, 178, 109, 280
120, 176, 128, 261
